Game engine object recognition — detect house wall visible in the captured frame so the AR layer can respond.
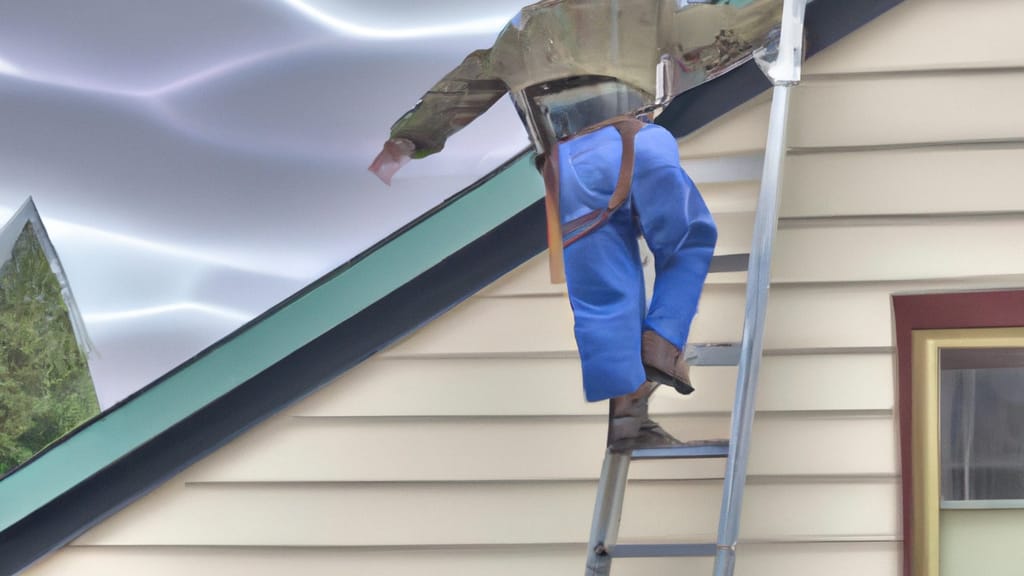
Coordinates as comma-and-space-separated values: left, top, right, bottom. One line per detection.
27, 1, 1024, 574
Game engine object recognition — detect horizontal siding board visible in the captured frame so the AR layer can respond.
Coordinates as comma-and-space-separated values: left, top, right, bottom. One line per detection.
790, 72, 1024, 149
391, 275, 1024, 358
697, 148, 1024, 222
785, 147, 1024, 218
290, 354, 894, 418
699, 180, 760, 215
292, 357, 593, 417
71, 479, 899, 547
619, 480, 898, 543
773, 217, 1024, 283
386, 282, 888, 355
30, 542, 901, 576
682, 154, 763, 186
805, 0, 1024, 75
481, 209, 755, 298
755, 354, 894, 412
722, 217, 1024, 285
696, 283, 893, 349
381, 296, 577, 356
708, 211, 755, 255
380, 287, 856, 355
482, 214, 1024, 298
181, 414, 896, 483
677, 97, 770, 160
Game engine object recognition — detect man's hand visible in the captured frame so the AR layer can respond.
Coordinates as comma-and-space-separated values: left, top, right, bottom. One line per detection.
368, 138, 416, 185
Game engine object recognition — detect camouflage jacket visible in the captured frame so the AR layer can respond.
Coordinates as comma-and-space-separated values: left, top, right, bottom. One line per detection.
388, 0, 782, 157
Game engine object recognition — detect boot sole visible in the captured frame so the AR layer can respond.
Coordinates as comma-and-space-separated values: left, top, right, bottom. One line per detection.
644, 365, 694, 395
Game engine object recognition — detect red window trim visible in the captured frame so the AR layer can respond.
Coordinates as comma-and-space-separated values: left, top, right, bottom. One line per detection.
893, 289, 1024, 576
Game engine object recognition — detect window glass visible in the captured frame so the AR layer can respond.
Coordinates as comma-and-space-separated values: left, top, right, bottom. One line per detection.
940, 348, 1024, 503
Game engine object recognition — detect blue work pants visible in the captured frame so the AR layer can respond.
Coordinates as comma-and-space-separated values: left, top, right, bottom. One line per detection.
558, 123, 717, 401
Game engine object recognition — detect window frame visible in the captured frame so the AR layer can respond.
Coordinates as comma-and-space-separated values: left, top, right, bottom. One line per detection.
893, 290, 1024, 576
911, 328, 1024, 576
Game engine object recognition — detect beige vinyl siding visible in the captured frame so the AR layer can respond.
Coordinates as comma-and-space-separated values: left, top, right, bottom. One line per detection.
273, 354, 895, 417
174, 414, 894, 483
70, 477, 898, 546
801, 0, 1024, 75
30, 542, 900, 576
28, 1, 1023, 574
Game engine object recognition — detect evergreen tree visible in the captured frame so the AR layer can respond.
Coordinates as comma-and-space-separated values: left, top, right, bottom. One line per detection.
0, 222, 98, 476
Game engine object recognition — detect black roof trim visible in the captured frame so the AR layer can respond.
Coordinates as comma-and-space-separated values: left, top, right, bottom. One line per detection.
0, 1, 903, 573
657, 0, 904, 135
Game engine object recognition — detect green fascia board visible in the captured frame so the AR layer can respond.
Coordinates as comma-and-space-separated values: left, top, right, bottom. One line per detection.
0, 154, 542, 532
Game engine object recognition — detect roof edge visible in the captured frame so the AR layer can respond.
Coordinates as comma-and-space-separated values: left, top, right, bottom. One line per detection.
0, 154, 542, 538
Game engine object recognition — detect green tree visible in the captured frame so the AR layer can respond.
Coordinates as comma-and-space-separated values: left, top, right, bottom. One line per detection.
0, 222, 98, 476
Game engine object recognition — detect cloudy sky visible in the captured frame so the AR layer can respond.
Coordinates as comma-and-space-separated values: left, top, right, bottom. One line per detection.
0, 0, 531, 407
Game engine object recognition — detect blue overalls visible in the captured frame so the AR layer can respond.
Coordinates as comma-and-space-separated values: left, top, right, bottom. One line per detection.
557, 122, 717, 401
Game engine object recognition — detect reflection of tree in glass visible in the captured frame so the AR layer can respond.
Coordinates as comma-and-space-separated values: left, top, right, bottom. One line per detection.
0, 222, 97, 476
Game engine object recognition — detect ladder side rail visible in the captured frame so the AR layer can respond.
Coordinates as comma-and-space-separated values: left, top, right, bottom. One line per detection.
712, 1, 806, 575
711, 82, 791, 576
585, 451, 632, 576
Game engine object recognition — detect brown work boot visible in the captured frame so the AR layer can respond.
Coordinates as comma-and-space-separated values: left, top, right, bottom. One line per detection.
642, 330, 694, 395
607, 381, 683, 452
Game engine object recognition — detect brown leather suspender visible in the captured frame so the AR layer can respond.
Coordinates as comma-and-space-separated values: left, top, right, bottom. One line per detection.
541, 115, 645, 283
541, 136, 566, 283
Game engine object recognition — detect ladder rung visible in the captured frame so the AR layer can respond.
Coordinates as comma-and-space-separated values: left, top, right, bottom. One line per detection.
709, 253, 749, 273
685, 343, 741, 366
630, 439, 729, 460
607, 543, 717, 558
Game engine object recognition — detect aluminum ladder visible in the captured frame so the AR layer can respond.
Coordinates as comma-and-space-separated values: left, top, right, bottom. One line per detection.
583, 1, 807, 574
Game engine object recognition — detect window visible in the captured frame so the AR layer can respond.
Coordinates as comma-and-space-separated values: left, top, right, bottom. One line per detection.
910, 328, 1024, 576
893, 290, 1024, 576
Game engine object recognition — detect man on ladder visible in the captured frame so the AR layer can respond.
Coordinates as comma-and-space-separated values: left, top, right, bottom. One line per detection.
371, 0, 780, 446
371, 0, 805, 573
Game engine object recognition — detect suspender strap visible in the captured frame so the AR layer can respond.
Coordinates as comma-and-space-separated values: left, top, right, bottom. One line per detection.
542, 141, 566, 283
541, 115, 646, 284
600, 117, 645, 212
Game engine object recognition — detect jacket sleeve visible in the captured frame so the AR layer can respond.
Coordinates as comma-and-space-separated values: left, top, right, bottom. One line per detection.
388, 49, 509, 158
